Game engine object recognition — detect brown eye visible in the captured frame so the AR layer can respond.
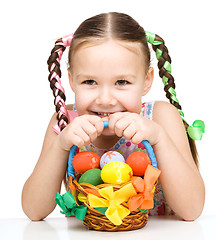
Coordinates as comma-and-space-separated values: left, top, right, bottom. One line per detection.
82, 80, 97, 85
116, 80, 130, 86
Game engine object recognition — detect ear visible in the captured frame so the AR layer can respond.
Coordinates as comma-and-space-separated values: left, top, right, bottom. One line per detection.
142, 67, 154, 96
68, 69, 75, 92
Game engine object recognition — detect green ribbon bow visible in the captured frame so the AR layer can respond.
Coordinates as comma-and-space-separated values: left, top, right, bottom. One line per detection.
187, 120, 205, 141
55, 192, 87, 220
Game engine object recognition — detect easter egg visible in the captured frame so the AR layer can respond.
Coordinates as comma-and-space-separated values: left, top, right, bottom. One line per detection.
78, 168, 103, 186
73, 151, 100, 174
100, 151, 125, 169
126, 152, 151, 176
101, 161, 133, 184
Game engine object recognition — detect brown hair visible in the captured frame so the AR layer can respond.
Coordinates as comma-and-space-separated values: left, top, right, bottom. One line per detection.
68, 12, 151, 70
151, 34, 198, 166
47, 12, 199, 189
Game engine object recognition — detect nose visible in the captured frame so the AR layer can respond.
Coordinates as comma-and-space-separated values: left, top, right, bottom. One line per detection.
96, 87, 117, 106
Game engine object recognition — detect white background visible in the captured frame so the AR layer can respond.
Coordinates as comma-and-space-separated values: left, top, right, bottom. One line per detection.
0, 0, 215, 219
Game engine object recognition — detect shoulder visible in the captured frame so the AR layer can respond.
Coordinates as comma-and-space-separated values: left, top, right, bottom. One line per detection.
153, 101, 181, 120
142, 101, 178, 121
152, 101, 190, 151
153, 100, 188, 140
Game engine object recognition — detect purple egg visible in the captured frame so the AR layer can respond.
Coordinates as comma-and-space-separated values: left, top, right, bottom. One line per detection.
100, 151, 125, 169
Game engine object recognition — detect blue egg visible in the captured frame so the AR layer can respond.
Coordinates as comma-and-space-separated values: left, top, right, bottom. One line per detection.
100, 151, 125, 169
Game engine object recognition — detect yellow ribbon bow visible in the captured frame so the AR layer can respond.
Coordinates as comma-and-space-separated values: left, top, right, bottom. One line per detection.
88, 183, 137, 226
128, 165, 161, 211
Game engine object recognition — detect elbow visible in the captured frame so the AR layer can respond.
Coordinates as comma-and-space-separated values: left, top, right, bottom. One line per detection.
22, 190, 47, 221
30, 216, 45, 222
181, 210, 202, 222
182, 181, 205, 222
180, 199, 205, 222
27, 214, 45, 222
22, 201, 45, 221
177, 196, 205, 222
22, 199, 55, 221
21, 182, 56, 221
22, 199, 51, 221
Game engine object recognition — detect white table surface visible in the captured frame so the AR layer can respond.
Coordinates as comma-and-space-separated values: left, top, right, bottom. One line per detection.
0, 215, 215, 240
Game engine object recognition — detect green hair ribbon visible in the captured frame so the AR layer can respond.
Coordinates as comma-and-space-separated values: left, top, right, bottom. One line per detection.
145, 31, 205, 140
187, 120, 205, 141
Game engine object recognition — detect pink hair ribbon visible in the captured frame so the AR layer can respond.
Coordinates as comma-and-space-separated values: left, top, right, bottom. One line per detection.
49, 33, 74, 129
56, 33, 73, 47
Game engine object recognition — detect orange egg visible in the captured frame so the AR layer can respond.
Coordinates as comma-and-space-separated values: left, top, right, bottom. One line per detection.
126, 152, 151, 176
73, 151, 100, 174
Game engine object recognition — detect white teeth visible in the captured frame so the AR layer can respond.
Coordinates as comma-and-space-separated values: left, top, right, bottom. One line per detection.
97, 112, 110, 116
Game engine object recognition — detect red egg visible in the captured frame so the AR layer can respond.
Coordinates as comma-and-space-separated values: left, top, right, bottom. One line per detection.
126, 152, 151, 176
73, 151, 101, 174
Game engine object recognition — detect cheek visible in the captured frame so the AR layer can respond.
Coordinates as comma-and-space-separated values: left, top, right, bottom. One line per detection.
127, 99, 142, 113
74, 92, 91, 114
118, 91, 142, 113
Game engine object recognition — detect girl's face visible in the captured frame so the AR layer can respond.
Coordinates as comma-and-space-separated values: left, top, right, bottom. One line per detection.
68, 40, 153, 135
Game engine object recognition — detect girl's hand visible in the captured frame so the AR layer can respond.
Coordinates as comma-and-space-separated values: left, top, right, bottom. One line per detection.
108, 112, 162, 146
57, 115, 104, 151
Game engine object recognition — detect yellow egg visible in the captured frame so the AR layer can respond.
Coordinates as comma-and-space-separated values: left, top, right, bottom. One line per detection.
101, 161, 133, 184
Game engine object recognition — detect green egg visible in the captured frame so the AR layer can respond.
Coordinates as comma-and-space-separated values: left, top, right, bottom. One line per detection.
78, 168, 103, 186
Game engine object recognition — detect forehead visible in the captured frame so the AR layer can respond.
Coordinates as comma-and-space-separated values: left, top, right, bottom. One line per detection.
71, 40, 146, 77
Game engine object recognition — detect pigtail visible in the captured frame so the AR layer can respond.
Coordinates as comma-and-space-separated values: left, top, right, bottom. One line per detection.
47, 34, 73, 131
145, 32, 183, 117
146, 31, 205, 166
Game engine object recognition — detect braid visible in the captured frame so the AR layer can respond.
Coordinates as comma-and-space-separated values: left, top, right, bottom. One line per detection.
47, 34, 73, 131
146, 32, 184, 120
146, 31, 204, 141
145, 31, 205, 165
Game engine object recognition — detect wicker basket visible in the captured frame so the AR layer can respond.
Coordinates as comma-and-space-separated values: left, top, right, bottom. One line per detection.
70, 179, 149, 231
63, 137, 159, 232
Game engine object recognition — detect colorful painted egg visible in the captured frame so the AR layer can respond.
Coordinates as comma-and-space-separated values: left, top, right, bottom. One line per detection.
101, 161, 133, 184
73, 151, 100, 174
100, 151, 125, 169
126, 152, 151, 176
78, 168, 103, 186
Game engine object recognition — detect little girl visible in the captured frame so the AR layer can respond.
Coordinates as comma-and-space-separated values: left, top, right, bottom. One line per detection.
22, 12, 205, 221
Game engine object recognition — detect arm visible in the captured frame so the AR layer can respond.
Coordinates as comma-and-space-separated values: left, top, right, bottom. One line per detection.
22, 112, 104, 221
152, 101, 205, 221
21, 113, 70, 221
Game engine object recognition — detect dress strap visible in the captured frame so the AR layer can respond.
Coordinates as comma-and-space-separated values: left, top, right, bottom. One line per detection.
141, 101, 155, 120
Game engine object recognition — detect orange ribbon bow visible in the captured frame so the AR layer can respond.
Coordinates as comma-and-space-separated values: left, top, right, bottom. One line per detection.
128, 165, 161, 211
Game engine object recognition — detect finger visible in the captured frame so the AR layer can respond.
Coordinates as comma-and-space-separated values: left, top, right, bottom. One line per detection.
108, 112, 128, 132
83, 115, 104, 136
131, 131, 144, 145
73, 128, 91, 146
71, 134, 85, 148
122, 121, 138, 140
81, 122, 98, 143
114, 118, 132, 137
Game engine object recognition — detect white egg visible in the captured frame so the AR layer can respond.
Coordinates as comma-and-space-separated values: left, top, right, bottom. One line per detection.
100, 151, 125, 169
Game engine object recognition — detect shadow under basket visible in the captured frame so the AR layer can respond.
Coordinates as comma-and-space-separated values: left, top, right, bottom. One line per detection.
57, 139, 160, 232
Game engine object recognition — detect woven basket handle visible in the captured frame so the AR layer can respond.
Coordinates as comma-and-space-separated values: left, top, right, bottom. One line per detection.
68, 121, 158, 179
